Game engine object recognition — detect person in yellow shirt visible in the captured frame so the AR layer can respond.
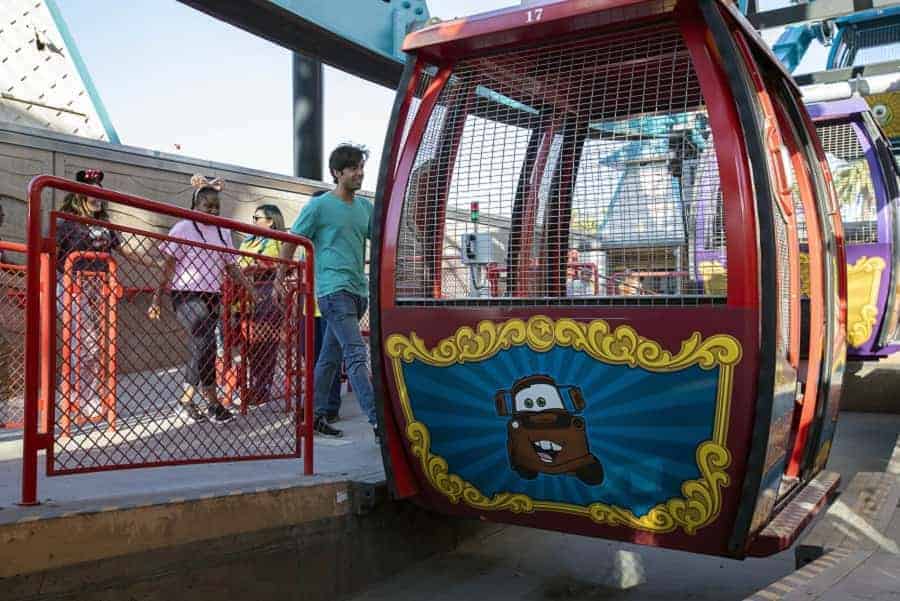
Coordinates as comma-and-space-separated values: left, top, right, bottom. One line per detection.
238, 205, 285, 405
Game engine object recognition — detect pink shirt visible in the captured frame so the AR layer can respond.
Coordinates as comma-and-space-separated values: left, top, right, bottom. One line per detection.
159, 220, 236, 293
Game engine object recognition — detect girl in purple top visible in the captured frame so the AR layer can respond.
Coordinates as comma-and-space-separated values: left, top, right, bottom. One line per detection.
148, 175, 255, 424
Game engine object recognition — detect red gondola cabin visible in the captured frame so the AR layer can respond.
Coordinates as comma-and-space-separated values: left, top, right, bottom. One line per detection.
370, 0, 847, 558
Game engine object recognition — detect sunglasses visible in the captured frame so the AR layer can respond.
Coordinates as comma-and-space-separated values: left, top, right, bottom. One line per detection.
252, 215, 270, 221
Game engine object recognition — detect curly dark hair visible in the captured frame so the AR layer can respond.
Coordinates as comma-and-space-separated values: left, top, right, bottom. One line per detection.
328, 144, 369, 183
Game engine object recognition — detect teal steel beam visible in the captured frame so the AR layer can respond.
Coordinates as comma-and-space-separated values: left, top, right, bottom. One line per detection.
772, 25, 816, 72
176, 0, 429, 88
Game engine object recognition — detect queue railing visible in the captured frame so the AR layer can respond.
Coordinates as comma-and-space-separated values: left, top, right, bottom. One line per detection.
21, 175, 316, 505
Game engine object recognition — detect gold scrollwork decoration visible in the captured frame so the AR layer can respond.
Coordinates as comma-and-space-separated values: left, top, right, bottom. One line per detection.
385, 316, 742, 535
846, 256, 886, 347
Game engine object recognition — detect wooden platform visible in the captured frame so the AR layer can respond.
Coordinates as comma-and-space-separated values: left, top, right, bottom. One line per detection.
747, 548, 900, 601
797, 437, 900, 567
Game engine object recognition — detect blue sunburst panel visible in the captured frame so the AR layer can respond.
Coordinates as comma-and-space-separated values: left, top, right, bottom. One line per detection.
403, 343, 719, 517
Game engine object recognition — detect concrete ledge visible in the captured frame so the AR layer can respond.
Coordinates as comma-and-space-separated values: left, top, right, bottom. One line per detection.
0, 480, 354, 579
842, 359, 900, 413
0, 482, 486, 601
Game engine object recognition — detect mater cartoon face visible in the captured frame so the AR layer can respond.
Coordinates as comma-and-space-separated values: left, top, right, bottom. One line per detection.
513, 381, 567, 464
496, 375, 604, 485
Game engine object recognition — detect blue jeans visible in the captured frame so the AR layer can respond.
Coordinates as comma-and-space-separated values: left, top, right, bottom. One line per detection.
315, 316, 343, 414
314, 291, 375, 425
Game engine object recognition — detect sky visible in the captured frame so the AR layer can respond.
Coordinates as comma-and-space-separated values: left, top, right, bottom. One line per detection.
53, 0, 826, 185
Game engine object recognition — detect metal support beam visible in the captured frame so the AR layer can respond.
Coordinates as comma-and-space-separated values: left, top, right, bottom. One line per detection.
773, 25, 816, 72
292, 53, 323, 180
795, 58, 900, 85
747, 0, 900, 29
177, 0, 429, 89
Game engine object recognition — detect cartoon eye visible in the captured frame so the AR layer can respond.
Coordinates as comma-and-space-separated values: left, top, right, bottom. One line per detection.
536, 397, 547, 408
524, 398, 534, 408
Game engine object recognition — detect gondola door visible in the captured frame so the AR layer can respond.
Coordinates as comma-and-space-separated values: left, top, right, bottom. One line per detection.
727, 24, 804, 537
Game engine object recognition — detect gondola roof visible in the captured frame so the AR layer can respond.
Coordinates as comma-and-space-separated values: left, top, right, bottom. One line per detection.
403, 0, 798, 95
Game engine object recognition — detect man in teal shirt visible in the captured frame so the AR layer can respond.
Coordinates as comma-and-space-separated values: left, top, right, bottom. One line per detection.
278, 144, 377, 440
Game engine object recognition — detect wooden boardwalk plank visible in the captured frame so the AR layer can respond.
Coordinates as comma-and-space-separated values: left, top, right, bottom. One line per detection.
746, 436, 900, 600
796, 460, 900, 566
744, 548, 861, 601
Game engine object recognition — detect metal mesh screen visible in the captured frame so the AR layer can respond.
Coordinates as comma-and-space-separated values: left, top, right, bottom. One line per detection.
781, 141, 809, 301
852, 23, 900, 66
789, 170, 808, 244
816, 121, 879, 244
0, 245, 26, 428
396, 22, 725, 305
397, 66, 436, 174
50, 213, 308, 474
773, 205, 791, 358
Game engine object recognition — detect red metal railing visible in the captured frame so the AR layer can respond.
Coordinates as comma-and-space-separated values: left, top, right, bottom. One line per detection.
21, 175, 316, 505
219, 265, 306, 415
485, 262, 602, 297
58, 252, 120, 435
605, 270, 691, 296
0, 241, 29, 429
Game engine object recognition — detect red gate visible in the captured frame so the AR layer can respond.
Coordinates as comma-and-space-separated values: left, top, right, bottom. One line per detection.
0, 241, 29, 429
21, 176, 316, 505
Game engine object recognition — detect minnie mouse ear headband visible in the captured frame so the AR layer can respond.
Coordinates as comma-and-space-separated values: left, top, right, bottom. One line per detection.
190, 174, 225, 203
76, 169, 104, 186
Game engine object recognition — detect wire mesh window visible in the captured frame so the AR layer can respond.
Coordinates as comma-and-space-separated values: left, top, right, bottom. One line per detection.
779, 133, 811, 301
782, 146, 809, 245
396, 65, 437, 175
773, 204, 791, 358
851, 23, 900, 66
816, 121, 879, 244
395, 22, 726, 305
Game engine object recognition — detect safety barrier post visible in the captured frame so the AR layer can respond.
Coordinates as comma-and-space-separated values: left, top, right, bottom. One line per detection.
21, 179, 45, 505
39, 251, 52, 433
58, 267, 73, 435
303, 284, 314, 476
58, 253, 119, 434
102, 259, 122, 430
236, 277, 252, 414
283, 286, 296, 414
218, 277, 239, 407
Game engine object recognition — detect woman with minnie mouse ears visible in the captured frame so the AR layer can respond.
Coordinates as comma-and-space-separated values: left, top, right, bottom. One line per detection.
148, 175, 257, 424
56, 168, 121, 420
76, 169, 104, 187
